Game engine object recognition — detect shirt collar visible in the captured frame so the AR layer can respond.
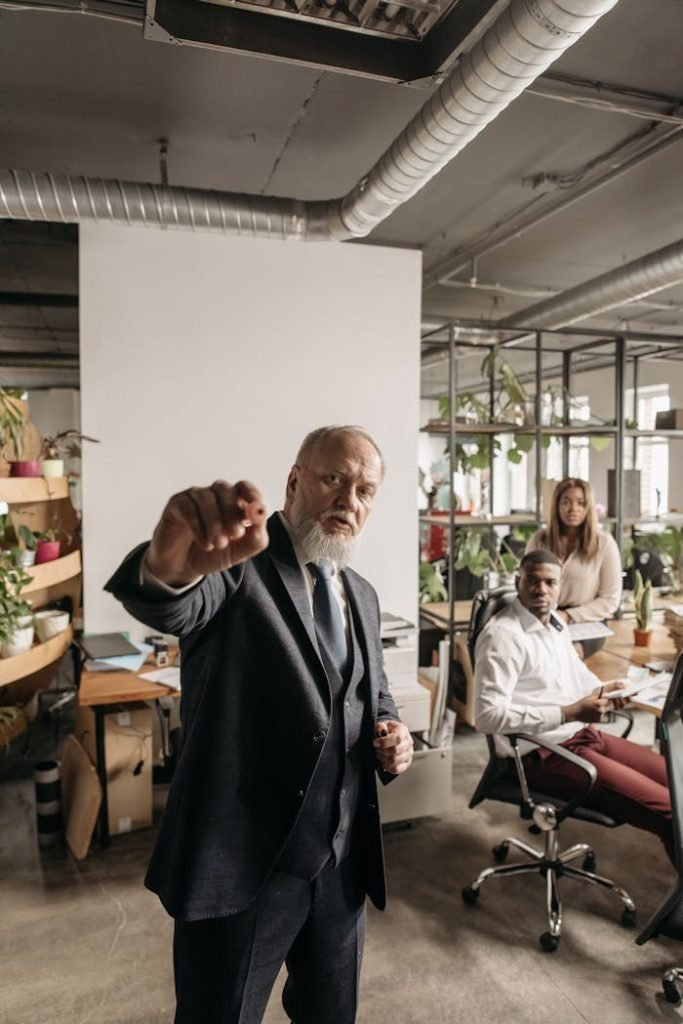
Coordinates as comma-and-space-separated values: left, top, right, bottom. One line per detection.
513, 596, 564, 633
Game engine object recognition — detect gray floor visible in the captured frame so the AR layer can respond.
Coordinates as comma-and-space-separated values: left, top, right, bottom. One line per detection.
2, 713, 682, 1024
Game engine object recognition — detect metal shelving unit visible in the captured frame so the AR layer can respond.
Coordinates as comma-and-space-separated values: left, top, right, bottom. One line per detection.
420, 323, 683, 650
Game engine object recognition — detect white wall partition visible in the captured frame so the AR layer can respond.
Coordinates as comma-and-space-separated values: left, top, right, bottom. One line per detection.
79, 224, 421, 638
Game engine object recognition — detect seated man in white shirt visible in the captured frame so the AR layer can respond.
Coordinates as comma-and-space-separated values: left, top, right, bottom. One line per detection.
474, 548, 674, 866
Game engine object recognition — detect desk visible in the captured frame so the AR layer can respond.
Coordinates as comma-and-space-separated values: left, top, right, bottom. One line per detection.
78, 662, 180, 846
588, 615, 677, 718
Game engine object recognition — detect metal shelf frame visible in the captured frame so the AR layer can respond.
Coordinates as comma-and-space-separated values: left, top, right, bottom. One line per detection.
420, 322, 683, 631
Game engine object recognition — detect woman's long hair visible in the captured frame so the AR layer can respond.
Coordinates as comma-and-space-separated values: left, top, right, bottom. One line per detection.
541, 478, 599, 561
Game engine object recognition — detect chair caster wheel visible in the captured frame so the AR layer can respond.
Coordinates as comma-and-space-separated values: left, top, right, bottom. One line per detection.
663, 979, 682, 1006
621, 907, 637, 928
462, 886, 479, 905
582, 853, 596, 873
492, 842, 509, 863
539, 932, 559, 952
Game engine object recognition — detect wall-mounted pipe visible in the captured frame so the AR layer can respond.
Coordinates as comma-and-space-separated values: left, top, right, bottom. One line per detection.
0, 0, 619, 241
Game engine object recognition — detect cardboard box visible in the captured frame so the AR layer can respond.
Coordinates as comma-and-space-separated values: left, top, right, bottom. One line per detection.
74, 703, 153, 835
655, 409, 683, 430
608, 469, 641, 519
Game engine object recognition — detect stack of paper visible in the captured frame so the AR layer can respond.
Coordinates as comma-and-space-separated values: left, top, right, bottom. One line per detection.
664, 604, 683, 652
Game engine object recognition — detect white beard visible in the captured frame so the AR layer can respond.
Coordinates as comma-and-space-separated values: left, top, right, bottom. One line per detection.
288, 498, 359, 568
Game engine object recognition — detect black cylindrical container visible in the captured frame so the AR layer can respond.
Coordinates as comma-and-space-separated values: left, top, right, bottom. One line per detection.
34, 759, 63, 848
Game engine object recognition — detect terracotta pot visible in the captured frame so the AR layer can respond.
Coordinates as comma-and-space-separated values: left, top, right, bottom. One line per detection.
35, 540, 60, 564
633, 628, 652, 647
9, 460, 42, 478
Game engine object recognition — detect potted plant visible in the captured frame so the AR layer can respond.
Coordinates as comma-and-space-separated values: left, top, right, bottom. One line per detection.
34, 528, 61, 564
419, 561, 448, 604
15, 525, 39, 568
0, 552, 34, 657
633, 569, 654, 646
40, 430, 99, 478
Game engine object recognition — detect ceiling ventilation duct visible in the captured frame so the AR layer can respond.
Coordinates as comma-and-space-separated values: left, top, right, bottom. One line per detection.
1, 0, 619, 241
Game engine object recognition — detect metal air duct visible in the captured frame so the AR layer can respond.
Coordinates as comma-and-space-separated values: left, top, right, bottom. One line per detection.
504, 237, 683, 329
0, 0, 619, 241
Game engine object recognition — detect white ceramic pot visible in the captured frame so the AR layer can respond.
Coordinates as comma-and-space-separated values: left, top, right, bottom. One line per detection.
2, 624, 35, 657
16, 548, 36, 568
41, 459, 64, 478
34, 609, 70, 643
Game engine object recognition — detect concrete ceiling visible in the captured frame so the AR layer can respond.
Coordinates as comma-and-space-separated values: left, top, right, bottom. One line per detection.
0, 0, 682, 389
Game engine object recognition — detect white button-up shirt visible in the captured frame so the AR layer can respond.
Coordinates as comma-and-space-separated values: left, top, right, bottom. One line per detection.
474, 596, 601, 757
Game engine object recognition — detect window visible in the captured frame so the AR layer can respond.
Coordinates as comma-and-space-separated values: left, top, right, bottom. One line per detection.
624, 385, 670, 517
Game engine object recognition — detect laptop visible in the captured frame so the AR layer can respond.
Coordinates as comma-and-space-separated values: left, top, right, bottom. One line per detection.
79, 632, 140, 660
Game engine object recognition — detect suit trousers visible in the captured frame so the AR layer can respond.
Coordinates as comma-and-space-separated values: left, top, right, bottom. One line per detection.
522, 724, 674, 865
173, 854, 366, 1024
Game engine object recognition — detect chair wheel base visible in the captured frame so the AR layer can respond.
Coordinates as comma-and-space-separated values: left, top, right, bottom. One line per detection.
492, 842, 509, 863
582, 853, 596, 873
621, 907, 637, 928
663, 979, 682, 1006
539, 931, 560, 952
462, 885, 479, 905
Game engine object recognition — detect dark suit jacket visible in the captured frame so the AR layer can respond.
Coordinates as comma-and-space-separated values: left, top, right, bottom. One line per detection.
105, 513, 400, 921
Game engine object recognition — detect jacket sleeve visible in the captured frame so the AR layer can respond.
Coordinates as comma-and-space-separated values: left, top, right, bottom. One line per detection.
567, 533, 623, 623
104, 542, 243, 637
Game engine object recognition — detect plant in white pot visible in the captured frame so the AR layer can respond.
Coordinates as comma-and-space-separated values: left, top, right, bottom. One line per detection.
40, 430, 99, 478
0, 553, 34, 657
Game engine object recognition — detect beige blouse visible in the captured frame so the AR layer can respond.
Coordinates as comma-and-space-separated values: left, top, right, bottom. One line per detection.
526, 528, 623, 623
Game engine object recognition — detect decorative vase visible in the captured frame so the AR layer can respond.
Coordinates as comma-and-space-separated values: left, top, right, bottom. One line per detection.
35, 540, 60, 564
34, 609, 70, 643
9, 460, 42, 478
1, 623, 35, 657
41, 459, 64, 479
633, 628, 652, 647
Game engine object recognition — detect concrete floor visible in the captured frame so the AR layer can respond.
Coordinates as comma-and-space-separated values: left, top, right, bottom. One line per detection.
2, 713, 682, 1024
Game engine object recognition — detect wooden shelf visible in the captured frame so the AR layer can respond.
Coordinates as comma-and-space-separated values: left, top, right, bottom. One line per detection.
24, 550, 81, 594
421, 422, 618, 437
0, 624, 73, 688
0, 477, 69, 503
420, 513, 538, 526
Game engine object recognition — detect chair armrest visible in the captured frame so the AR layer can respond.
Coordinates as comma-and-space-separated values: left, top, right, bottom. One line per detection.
508, 733, 598, 825
608, 708, 633, 739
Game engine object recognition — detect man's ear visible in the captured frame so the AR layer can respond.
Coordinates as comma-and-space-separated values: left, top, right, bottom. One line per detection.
514, 573, 520, 594
285, 465, 299, 502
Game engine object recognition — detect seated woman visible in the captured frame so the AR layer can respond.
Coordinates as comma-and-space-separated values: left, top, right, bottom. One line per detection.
526, 477, 622, 657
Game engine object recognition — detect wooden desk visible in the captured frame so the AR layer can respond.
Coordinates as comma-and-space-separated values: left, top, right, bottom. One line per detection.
78, 659, 180, 846
420, 600, 472, 630
587, 615, 677, 718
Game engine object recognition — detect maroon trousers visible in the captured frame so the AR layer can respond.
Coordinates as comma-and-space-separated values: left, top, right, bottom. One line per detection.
522, 725, 674, 866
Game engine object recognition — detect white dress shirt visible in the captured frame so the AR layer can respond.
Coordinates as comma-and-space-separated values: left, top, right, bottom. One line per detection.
474, 596, 601, 757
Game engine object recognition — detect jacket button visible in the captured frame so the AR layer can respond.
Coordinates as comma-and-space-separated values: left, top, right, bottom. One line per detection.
313, 730, 327, 743
296, 790, 304, 799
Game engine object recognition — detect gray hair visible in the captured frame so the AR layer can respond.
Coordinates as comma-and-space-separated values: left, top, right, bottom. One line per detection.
295, 425, 385, 478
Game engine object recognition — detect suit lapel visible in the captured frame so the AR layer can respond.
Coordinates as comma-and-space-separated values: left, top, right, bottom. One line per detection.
267, 513, 323, 666
342, 569, 379, 717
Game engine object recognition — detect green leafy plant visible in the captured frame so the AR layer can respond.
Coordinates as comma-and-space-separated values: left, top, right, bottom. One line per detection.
419, 561, 448, 604
453, 529, 520, 580
0, 704, 28, 750
633, 569, 653, 632
40, 430, 99, 460
0, 389, 26, 461
0, 551, 33, 644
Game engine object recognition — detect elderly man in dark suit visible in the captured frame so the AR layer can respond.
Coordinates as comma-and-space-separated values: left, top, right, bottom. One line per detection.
105, 424, 413, 1024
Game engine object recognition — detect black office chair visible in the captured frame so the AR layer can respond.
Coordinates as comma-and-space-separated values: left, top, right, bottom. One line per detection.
636, 652, 683, 1004
462, 587, 636, 952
